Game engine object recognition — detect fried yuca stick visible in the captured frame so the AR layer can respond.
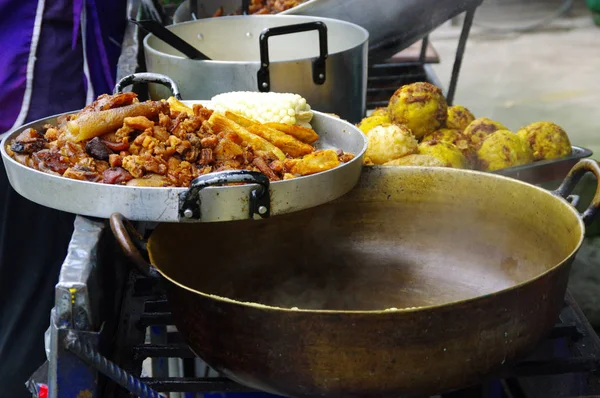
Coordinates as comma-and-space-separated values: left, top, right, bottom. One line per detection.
224, 111, 255, 128
208, 113, 286, 160
67, 101, 168, 142
284, 149, 341, 176
263, 122, 319, 144
245, 124, 314, 157
223, 111, 314, 157
166, 97, 194, 116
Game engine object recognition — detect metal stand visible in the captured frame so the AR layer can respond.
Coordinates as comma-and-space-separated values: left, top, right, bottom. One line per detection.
446, 7, 476, 106
39, 217, 163, 398
64, 332, 162, 398
366, 6, 477, 110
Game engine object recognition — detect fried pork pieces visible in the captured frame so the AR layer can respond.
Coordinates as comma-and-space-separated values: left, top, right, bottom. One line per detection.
212, 0, 307, 16
6, 93, 354, 187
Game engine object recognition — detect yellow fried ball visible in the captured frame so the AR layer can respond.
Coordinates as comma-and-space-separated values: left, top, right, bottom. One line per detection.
418, 141, 468, 169
383, 154, 446, 167
372, 107, 388, 117
422, 128, 476, 166
387, 82, 448, 139
446, 105, 475, 130
516, 121, 572, 161
463, 117, 509, 150
357, 108, 391, 135
365, 123, 418, 165
477, 130, 534, 171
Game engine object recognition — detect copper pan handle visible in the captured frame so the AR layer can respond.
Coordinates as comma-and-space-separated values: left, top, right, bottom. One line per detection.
553, 159, 600, 226
109, 213, 159, 278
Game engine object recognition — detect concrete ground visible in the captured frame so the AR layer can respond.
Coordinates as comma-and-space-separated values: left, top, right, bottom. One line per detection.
430, 0, 600, 327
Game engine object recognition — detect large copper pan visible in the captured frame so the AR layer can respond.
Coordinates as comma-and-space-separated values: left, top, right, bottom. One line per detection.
112, 159, 600, 398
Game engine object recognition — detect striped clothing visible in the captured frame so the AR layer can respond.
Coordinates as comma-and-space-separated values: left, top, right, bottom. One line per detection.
0, 1, 126, 397
0, 0, 127, 136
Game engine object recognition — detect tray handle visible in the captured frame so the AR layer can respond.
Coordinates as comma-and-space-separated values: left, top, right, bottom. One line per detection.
179, 170, 271, 221
257, 21, 328, 92
110, 213, 158, 278
553, 159, 600, 226
114, 72, 182, 100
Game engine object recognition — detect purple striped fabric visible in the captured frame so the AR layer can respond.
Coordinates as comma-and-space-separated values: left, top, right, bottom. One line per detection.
25, 0, 87, 123
0, 2, 36, 133
85, 0, 128, 94
0, 0, 127, 136
0, 1, 127, 396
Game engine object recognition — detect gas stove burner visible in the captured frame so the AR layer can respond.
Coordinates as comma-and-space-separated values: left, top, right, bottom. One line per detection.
119, 276, 600, 398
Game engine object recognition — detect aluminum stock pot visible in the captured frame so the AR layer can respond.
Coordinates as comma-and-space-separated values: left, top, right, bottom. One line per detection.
143, 15, 369, 123
112, 159, 600, 398
175, 0, 484, 61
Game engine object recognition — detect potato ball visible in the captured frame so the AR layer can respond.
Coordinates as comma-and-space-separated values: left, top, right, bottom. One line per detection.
516, 121, 572, 161
463, 117, 508, 150
422, 128, 472, 155
446, 105, 475, 130
387, 82, 448, 139
357, 108, 390, 135
365, 123, 418, 165
418, 141, 468, 169
477, 130, 534, 171
383, 154, 446, 167
372, 107, 389, 117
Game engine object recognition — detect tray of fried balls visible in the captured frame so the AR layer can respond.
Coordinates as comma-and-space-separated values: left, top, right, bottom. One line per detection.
356, 82, 592, 184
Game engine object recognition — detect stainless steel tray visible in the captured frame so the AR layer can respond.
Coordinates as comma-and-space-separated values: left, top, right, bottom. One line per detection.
365, 146, 592, 185
492, 146, 593, 185
175, 0, 484, 60
1, 75, 367, 223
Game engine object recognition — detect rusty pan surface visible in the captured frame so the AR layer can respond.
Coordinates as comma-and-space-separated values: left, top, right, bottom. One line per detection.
112, 160, 600, 397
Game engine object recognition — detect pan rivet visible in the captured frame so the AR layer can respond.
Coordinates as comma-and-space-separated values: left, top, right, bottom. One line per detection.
246, 32, 253, 38
197, 33, 203, 40
183, 209, 194, 218
261, 82, 268, 89
258, 206, 268, 215
319, 73, 324, 79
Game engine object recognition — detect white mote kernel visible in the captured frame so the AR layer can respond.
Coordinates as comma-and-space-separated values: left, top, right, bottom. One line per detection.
211, 91, 314, 128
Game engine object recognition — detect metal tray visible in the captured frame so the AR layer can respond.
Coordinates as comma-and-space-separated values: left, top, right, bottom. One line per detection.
363, 146, 592, 185
492, 146, 593, 185
175, 0, 484, 60
0, 74, 367, 223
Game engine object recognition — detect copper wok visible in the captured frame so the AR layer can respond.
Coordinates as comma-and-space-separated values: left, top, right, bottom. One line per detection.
111, 159, 600, 398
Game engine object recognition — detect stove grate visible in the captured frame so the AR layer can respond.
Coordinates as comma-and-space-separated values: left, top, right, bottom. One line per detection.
102, 272, 600, 398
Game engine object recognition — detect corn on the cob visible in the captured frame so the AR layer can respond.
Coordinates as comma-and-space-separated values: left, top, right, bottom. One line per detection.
210, 91, 313, 129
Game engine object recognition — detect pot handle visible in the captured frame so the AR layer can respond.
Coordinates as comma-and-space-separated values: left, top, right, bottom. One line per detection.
113, 72, 182, 100
109, 213, 159, 278
179, 170, 271, 221
553, 159, 600, 226
257, 21, 328, 92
